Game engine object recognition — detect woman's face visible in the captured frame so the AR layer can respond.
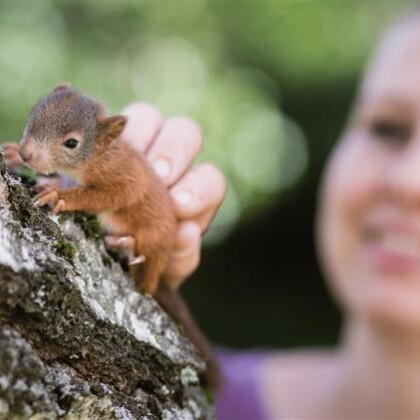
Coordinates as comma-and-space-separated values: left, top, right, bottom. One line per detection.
317, 21, 420, 328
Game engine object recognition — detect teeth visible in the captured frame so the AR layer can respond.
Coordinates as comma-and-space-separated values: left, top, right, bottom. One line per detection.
380, 234, 420, 258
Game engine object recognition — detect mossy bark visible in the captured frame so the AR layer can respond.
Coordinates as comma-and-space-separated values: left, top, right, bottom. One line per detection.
0, 149, 214, 419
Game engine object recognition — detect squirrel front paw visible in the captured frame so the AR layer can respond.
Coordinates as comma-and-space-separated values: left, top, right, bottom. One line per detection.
33, 186, 66, 214
2, 143, 24, 170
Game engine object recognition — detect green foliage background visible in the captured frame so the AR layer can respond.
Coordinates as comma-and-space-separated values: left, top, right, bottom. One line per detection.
0, 1, 414, 348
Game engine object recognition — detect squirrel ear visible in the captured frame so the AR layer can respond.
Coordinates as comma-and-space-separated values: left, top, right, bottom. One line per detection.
53, 84, 71, 93
98, 115, 127, 141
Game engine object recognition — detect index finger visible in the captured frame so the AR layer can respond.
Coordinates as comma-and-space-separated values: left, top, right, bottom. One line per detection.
146, 117, 203, 187
120, 102, 163, 154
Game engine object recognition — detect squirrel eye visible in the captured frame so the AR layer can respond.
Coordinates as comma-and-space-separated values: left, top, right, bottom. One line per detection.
63, 138, 79, 149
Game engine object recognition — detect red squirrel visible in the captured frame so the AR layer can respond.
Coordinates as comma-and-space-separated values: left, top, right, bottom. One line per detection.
10, 85, 221, 389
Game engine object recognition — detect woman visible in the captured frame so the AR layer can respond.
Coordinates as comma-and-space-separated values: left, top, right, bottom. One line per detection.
248, 13, 420, 419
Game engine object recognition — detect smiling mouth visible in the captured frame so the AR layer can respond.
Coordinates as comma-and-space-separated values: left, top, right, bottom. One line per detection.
363, 227, 420, 272
366, 228, 420, 257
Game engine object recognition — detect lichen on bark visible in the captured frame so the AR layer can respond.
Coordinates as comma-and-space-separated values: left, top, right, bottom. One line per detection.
0, 148, 215, 419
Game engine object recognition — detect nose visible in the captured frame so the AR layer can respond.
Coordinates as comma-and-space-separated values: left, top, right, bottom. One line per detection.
18, 138, 33, 164
19, 150, 33, 163
382, 139, 420, 206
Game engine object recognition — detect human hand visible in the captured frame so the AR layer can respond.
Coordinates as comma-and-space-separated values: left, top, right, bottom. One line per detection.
105, 103, 227, 289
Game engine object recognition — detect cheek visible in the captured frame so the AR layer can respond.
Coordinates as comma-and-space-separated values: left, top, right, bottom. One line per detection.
54, 145, 78, 168
316, 133, 388, 311
318, 134, 420, 326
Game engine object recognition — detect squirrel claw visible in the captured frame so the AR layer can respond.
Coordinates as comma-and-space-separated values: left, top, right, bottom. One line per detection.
105, 235, 136, 253
129, 255, 146, 265
105, 235, 146, 266
53, 199, 66, 214
33, 187, 60, 209
34, 186, 54, 199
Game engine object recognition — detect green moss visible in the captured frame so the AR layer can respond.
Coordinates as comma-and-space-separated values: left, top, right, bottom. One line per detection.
101, 255, 113, 268
54, 240, 77, 261
90, 383, 105, 397
74, 212, 103, 241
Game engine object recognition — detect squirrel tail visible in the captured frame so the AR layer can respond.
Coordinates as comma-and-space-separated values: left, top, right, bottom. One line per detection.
154, 282, 223, 391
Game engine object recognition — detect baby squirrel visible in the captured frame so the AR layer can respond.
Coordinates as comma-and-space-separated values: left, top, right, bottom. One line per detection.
16, 85, 221, 389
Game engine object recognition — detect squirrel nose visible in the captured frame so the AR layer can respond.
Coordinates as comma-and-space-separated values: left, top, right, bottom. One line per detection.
19, 150, 33, 163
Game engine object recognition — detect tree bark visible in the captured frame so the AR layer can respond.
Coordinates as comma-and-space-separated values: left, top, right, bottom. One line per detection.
0, 149, 215, 419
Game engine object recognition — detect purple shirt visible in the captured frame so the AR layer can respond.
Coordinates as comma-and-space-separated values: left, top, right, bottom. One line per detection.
216, 349, 269, 420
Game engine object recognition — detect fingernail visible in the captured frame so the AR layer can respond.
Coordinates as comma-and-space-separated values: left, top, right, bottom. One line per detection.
173, 189, 193, 208
33, 200, 40, 207
152, 158, 171, 179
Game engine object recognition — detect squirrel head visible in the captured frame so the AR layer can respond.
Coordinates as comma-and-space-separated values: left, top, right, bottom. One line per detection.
19, 85, 127, 176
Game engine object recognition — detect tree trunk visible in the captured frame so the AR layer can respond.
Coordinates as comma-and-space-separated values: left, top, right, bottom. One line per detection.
0, 149, 215, 419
